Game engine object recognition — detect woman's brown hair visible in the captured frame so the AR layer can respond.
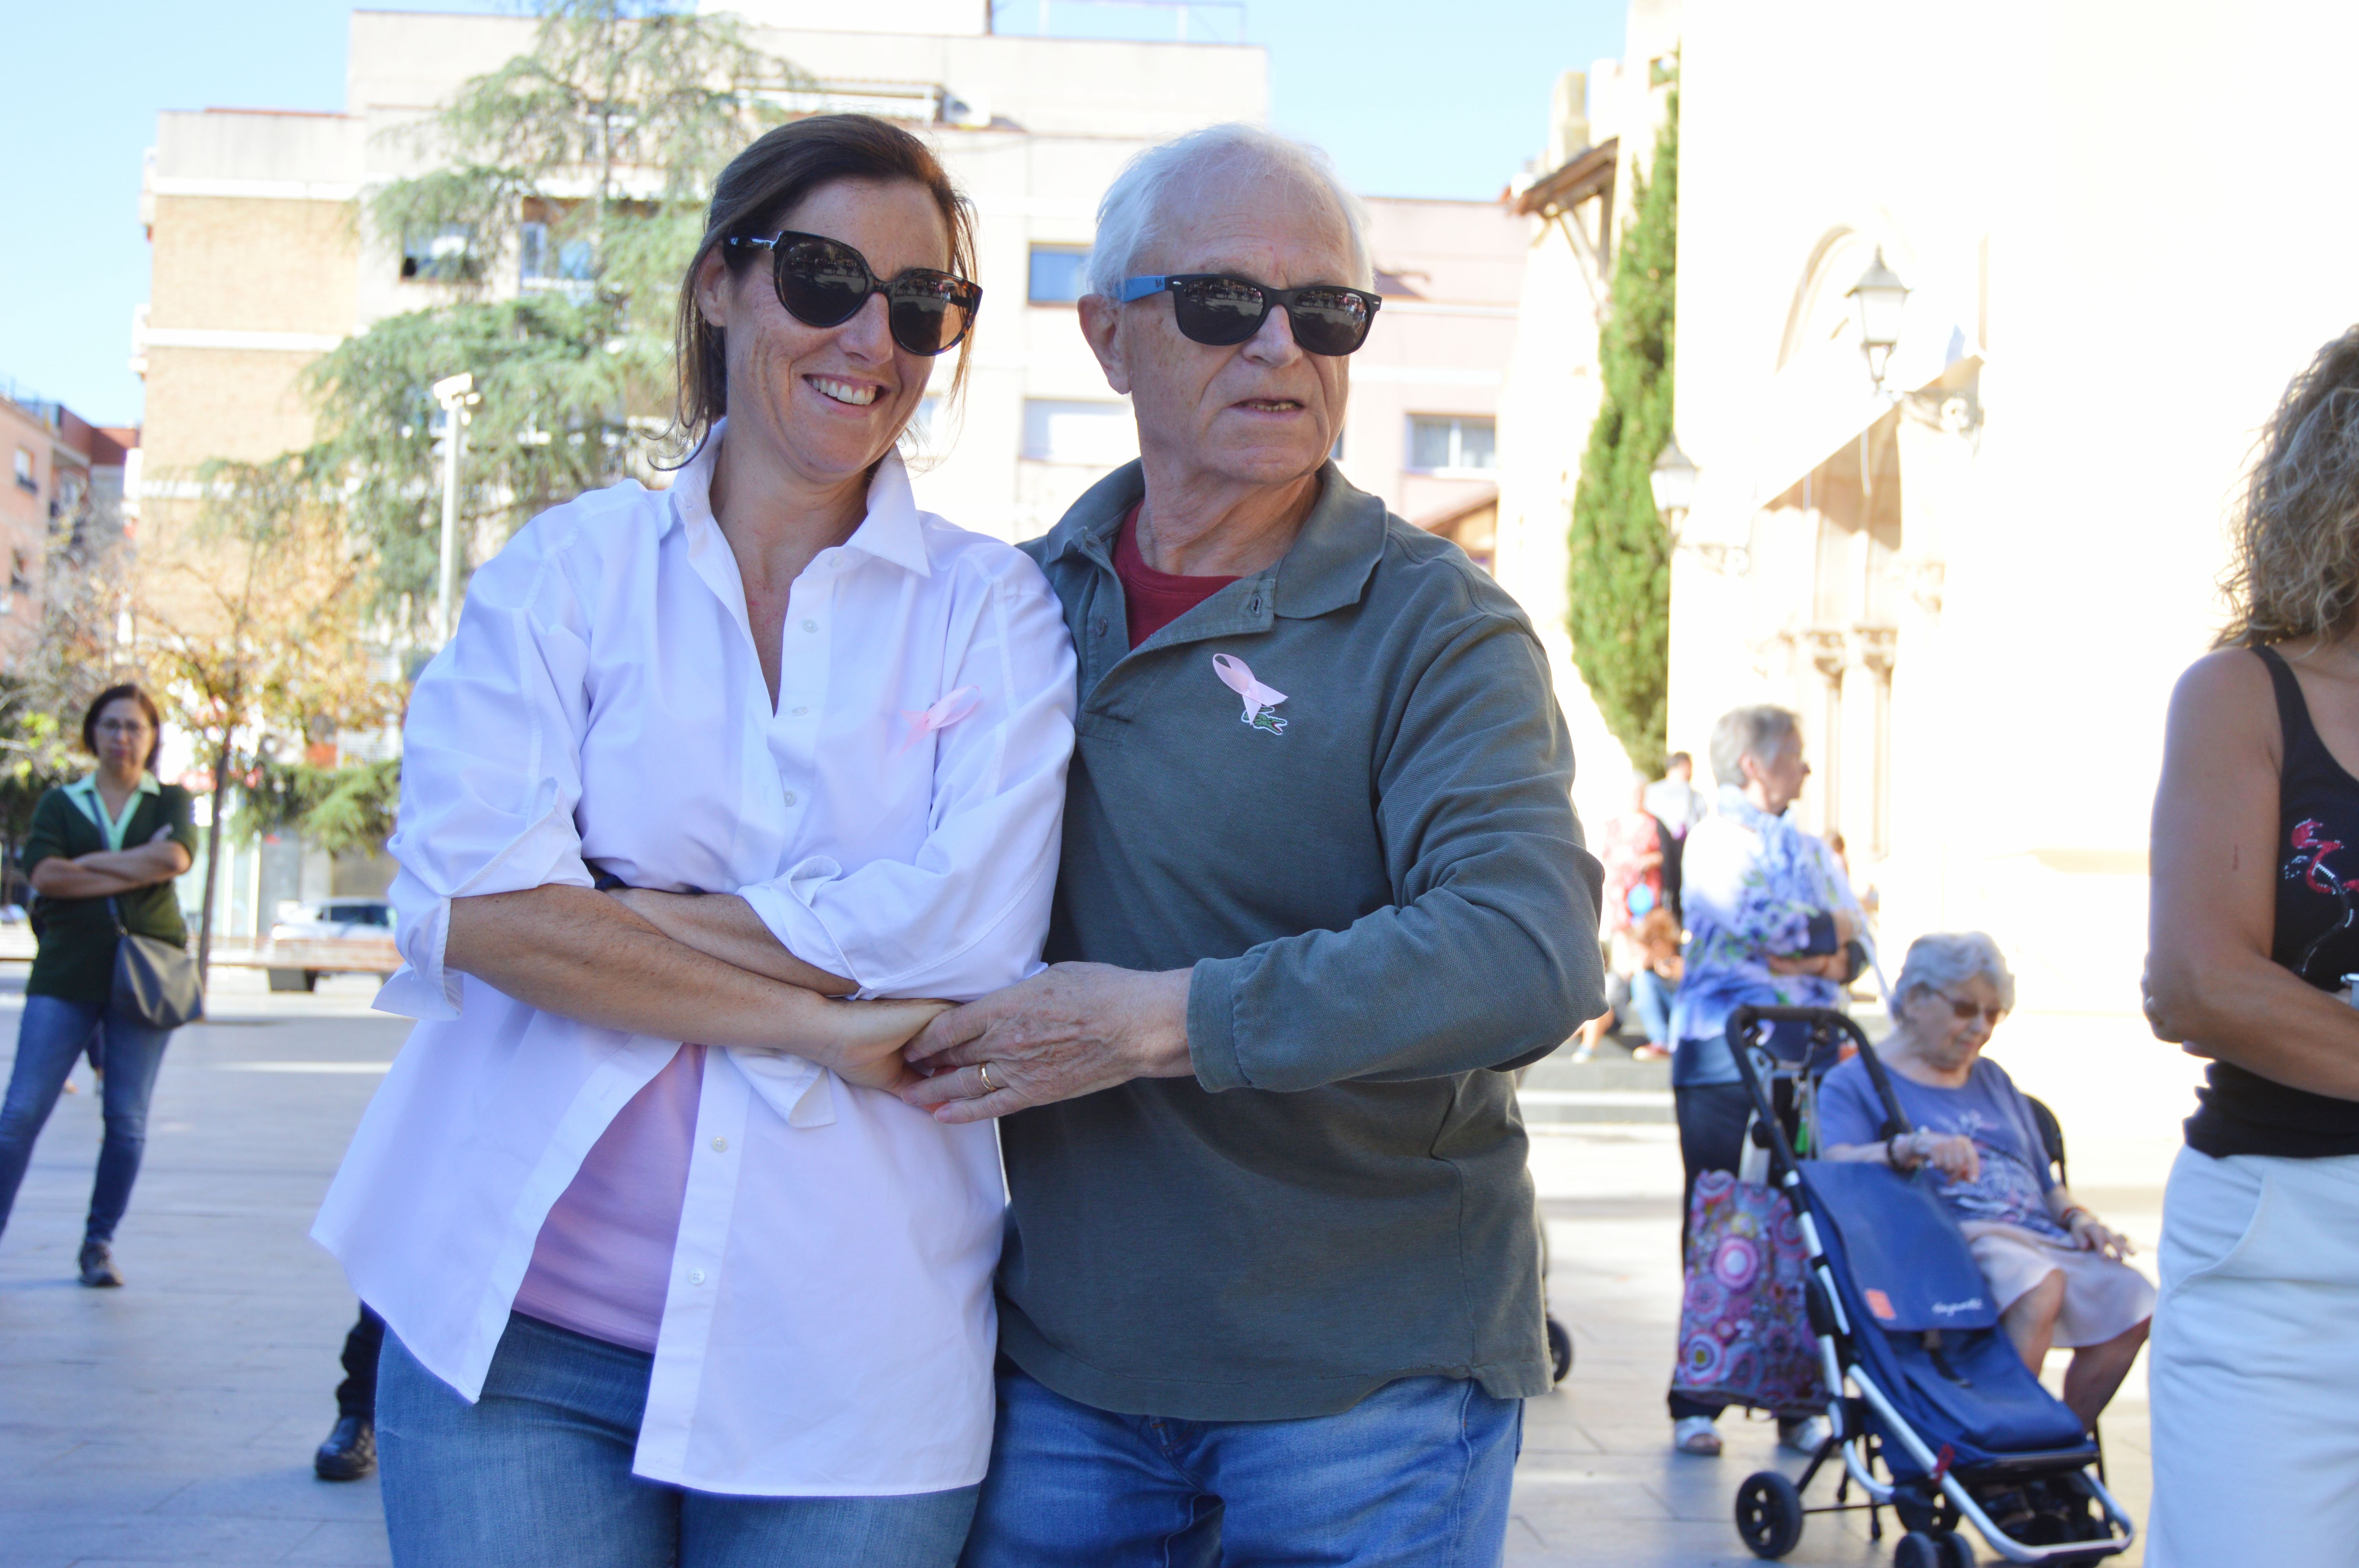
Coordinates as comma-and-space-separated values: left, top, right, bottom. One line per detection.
80, 684, 164, 771
671, 114, 979, 448
2216, 324, 2359, 648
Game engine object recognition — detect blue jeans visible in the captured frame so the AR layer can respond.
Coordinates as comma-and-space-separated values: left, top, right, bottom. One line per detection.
378, 1312, 979, 1568
0, 994, 175, 1246
1628, 967, 1674, 1047
960, 1362, 1522, 1568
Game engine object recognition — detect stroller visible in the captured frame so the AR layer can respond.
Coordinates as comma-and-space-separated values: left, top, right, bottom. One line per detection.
1721, 1005, 2136, 1566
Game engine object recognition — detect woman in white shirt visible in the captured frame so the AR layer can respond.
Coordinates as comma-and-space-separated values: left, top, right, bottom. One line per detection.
313, 114, 1077, 1567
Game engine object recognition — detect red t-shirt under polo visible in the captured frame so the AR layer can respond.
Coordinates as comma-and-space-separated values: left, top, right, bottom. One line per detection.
1113, 503, 1238, 646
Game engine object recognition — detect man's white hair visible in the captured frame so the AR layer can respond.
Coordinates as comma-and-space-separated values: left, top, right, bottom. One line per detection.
1085, 123, 1374, 301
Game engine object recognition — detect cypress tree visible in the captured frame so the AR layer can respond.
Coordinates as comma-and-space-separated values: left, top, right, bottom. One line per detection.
1567, 87, 1677, 772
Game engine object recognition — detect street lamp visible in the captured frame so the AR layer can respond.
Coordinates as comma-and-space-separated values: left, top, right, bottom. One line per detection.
1650, 435, 1699, 531
430, 371, 480, 642
1844, 247, 1911, 391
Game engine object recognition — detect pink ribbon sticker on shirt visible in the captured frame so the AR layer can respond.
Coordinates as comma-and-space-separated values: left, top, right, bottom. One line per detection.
898, 686, 982, 755
1211, 653, 1288, 735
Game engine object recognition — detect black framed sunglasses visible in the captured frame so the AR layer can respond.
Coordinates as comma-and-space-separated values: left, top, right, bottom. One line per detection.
725, 230, 981, 357
1118, 274, 1382, 356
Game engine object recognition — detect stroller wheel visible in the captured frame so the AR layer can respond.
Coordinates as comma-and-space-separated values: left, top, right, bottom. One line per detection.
1545, 1316, 1574, 1384
1893, 1534, 1943, 1568
1734, 1470, 1804, 1558
1932, 1530, 1976, 1568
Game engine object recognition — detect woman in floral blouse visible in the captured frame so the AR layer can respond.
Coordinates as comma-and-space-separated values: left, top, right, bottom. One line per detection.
1664, 704, 1865, 1456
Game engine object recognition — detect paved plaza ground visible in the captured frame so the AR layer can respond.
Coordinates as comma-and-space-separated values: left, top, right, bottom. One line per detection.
0, 971, 2170, 1566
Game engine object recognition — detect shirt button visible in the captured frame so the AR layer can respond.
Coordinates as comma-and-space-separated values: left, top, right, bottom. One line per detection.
1092, 617, 1107, 638
711, 1136, 728, 1153
791, 706, 809, 716
802, 618, 818, 633
782, 790, 798, 807
687, 1268, 707, 1286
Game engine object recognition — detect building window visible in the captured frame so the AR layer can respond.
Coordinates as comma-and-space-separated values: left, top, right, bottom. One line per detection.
1407, 414, 1496, 474
1027, 246, 1091, 305
1021, 399, 1135, 466
12, 448, 33, 492
520, 222, 595, 293
401, 225, 479, 282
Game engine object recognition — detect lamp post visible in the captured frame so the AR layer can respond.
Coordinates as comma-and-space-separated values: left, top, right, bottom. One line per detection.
1649, 435, 1699, 532
430, 372, 480, 642
1650, 434, 1743, 573
1844, 247, 1911, 392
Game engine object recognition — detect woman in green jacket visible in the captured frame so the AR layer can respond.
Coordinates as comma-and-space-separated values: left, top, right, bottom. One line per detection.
0, 684, 197, 1287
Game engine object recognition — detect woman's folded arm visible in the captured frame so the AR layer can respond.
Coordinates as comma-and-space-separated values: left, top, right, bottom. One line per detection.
445, 884, 940, 1093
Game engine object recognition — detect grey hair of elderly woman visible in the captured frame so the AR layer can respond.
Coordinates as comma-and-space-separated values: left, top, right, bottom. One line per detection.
1083, 122, 1375, 302
1890, 931, 2018, 1022
1708, 704, 1801, 788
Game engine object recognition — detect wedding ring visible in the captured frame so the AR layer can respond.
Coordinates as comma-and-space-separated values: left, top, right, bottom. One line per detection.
977, 1062, 999, 1094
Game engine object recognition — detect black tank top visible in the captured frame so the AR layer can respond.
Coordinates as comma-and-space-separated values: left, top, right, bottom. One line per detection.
2184, 645, 2359, 1158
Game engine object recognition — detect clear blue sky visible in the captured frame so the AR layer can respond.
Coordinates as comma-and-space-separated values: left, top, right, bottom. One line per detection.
0, 0, 1623, 427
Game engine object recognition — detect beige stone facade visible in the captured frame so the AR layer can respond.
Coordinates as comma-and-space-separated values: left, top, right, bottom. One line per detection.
1658, 0, 2359, 1110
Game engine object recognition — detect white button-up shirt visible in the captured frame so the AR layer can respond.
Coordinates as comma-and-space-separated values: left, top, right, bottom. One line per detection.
313, 428, 1076, 1495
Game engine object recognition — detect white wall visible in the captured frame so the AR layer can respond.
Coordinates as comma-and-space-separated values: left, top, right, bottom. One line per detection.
1671, 0, 2359, 1011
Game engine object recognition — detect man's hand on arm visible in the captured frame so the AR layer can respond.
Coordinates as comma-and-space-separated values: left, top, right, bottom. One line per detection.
898, 962, 1193, 1125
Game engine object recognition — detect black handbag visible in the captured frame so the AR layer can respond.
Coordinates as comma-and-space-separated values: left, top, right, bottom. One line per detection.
107, 897, 203, 1029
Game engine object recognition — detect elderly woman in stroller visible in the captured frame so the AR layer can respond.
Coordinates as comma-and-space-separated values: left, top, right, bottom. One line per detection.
1817, 933, 2154, 1434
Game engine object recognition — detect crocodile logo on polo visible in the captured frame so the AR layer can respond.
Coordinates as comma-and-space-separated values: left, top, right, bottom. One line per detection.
1210, 653, 1287, 736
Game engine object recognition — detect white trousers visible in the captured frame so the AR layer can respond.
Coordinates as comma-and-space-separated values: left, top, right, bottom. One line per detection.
2146, 1145, 2359, 1566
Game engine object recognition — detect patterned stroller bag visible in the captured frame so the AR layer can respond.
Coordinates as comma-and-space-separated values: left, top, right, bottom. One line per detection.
1673, 1170, 1829, 1417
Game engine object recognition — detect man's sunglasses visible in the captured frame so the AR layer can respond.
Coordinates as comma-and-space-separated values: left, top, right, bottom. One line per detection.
725, 231, 981, 358
1934, 991, 2006, 1025
1119, 274, 1382, 357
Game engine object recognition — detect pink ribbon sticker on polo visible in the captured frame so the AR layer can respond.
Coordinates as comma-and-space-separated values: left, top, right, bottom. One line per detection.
898, 685, 982, 755
1211, 653, 1288, 735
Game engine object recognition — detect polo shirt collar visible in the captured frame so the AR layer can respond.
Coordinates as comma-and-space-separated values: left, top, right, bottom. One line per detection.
1042, 459, 1386, 618
67, 771, 160, 803
667, 417, 933, 578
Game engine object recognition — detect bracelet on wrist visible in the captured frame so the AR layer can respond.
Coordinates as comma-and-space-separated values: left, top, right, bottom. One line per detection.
2058, 1205, 2093, 1230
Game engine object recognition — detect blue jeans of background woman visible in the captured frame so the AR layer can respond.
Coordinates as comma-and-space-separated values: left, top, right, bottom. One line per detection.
376, 1312, 979, 1568
0, 995, 174, 1245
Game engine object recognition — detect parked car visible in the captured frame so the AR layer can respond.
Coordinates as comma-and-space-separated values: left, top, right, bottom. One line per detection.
266, 899, 397, 991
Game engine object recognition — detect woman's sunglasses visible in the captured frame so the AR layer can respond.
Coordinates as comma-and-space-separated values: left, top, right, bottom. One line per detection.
1118, 274, 1382, 357
1934, 991, 2006, 1025
725, 231, 981, 358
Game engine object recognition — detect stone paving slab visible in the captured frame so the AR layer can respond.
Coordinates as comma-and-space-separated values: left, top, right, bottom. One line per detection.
0, 976, 2162, 1565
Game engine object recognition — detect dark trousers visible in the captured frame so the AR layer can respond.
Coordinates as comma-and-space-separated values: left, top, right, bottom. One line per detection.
338, 1304, 386, 1418
1668, 1080, 1754, 1422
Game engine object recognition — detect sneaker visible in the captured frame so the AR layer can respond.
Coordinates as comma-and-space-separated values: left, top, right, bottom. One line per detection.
78, 1240, 123, 1288
1673, 1415, 1723, 1455
1779, 1414, 1832, 1454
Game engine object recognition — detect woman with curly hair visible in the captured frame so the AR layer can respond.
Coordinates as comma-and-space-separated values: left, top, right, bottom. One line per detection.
2145, 323, 2359, 1564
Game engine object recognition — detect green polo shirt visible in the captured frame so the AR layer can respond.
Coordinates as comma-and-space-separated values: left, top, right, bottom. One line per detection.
1001, 460, 1607, 1421
22, 775, 199, 1005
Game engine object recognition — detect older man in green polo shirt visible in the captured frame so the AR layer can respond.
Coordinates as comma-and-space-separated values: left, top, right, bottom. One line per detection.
903, 122, 1604, 1567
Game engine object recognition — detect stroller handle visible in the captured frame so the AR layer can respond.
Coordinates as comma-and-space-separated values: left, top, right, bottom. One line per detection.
1725, 1005, 1909, 1183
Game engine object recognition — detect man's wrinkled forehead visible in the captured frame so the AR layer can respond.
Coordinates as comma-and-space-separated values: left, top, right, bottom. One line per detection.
1141, 160, 1358, 281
